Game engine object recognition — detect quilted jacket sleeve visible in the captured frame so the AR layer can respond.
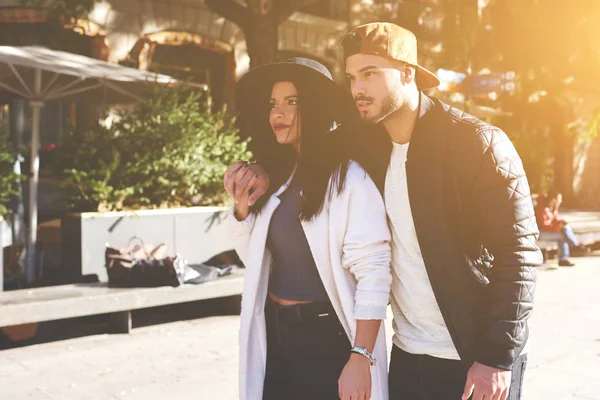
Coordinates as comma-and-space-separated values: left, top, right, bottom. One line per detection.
470, 127, 543, 370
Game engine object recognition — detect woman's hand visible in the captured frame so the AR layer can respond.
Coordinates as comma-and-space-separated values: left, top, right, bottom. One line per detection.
338, 353, 372, 400
233, 191, 251, 221
224, 161, 257, 221
224, 161, 270, 215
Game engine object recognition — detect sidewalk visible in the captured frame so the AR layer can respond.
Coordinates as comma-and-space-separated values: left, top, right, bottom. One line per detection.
522, 253, 600, 399
0, 316, 240, 400
1, 253, 599, 399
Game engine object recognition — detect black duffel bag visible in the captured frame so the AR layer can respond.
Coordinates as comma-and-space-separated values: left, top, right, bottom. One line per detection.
105, 237, 185, 287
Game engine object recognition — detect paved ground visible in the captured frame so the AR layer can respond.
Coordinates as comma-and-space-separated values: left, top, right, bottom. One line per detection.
1, 253, 599, 400
523, 253, 600, 400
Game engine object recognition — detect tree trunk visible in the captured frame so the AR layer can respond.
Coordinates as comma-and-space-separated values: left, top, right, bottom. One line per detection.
554, 129, 575, 203
205, 0, 322, 69
550, 98, 575, 202
244, 11, 279, 69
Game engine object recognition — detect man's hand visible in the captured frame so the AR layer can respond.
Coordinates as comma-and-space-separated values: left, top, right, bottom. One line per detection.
338, 354, 371, 400
462, 361, 512, 400
223, 161, 269, 206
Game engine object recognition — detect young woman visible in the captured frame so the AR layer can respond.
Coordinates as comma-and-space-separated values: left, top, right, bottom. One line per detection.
227, 58, 392, 400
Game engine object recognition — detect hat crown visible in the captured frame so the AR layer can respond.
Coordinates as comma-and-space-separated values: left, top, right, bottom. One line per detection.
344, 22, 441, 90
281, 57, 333, 80
236, 57, 353, 120
351, 22, 419, 65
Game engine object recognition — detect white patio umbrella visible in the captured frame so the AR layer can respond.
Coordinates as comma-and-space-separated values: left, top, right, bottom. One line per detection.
0, 46, 206, 283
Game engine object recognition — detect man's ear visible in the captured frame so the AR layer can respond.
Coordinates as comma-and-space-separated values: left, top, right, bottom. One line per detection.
402, 64, 417, 85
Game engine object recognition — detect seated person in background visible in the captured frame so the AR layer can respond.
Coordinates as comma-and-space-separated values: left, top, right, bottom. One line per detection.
535, 192, 580, 266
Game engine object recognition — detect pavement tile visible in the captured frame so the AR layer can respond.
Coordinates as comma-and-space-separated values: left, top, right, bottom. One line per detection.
523, 366, 600, 400
1, 253, 599, 399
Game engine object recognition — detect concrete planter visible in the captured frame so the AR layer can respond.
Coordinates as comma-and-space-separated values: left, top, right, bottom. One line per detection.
62, 206, 235, 283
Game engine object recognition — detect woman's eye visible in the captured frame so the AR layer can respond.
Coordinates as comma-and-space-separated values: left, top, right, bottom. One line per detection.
288, 99, 298, 106
269, 103, 277, 109
365, 71, 375, 78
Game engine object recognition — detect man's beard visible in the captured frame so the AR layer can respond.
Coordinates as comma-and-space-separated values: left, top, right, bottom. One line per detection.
361, 94, 401, 124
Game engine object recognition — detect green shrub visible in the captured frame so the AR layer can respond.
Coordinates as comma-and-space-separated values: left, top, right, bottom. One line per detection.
55, 86, 251, 211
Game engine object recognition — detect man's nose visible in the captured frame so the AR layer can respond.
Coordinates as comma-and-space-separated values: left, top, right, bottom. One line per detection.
351, 80, 365, 99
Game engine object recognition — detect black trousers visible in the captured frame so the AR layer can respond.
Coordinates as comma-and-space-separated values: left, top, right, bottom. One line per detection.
262, 298, 351, 400
388, 345, 527, 400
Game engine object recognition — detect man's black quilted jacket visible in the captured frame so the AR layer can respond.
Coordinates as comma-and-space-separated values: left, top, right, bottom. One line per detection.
343, 95, 543, 370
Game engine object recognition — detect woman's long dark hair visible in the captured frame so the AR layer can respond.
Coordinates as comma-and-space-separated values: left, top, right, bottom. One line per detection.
243, 74, 352, 220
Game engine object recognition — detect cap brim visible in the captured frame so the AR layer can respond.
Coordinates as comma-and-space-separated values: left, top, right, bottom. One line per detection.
415, 65, 441, 90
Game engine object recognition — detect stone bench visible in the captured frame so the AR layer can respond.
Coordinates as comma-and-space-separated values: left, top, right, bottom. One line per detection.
537, 230, 600, 261
0, 269, 244, 334
535, 210, 600, 260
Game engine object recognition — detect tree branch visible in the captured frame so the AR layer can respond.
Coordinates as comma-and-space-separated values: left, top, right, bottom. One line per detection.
275, 0, 323, 25
205, 0, 249, 30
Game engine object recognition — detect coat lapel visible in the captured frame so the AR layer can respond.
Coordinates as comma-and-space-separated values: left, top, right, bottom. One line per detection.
405, 106, 449, 287
300, 215, 349, 338
243, 169, 297, 312
300, 217, 335, 295
244, 196, 279, 311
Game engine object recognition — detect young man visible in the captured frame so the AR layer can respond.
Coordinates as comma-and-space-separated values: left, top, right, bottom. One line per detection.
226, 22, 542, 400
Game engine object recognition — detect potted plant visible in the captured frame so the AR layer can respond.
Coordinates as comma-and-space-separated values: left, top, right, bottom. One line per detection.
57, 86, 251, 282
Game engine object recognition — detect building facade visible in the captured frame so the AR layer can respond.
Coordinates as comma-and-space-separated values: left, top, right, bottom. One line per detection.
87, 0, 350, 107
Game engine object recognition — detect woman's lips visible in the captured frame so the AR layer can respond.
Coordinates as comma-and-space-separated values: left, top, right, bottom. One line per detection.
272, 124, 290, 132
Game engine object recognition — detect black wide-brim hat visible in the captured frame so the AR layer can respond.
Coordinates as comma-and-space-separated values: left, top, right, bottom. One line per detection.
236, 57, 355, 123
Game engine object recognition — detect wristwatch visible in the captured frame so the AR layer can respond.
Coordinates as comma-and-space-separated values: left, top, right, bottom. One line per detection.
350, 346, 376, 366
